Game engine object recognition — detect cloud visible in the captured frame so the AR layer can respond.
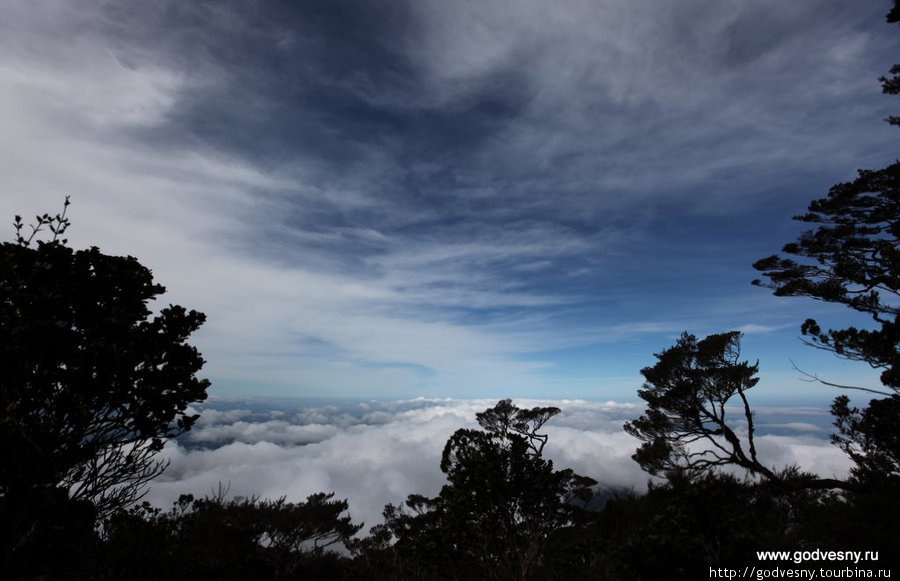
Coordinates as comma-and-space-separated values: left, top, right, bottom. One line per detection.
146, 398, 851, 533
1, 0, 893, 399
736, 323, 790, 335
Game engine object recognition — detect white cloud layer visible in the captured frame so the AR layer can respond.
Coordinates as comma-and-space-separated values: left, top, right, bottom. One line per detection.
145, 398, 852, 533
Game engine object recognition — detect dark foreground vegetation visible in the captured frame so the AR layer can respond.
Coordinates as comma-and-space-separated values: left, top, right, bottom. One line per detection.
3, 3, 900, 579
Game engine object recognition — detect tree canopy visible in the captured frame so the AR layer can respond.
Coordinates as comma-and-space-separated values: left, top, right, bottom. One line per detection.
624, 331, 774, 481
752, 3, 900, 394
366, 400, 596, 581
102, 492, 361, 579
752, 163, 900, 391
750, 2, 900, 494
1, 199, 210, 574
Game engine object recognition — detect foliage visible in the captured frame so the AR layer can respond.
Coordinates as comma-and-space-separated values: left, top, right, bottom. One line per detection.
0, 487, 98, 579
831, 394, 900, 484
890, 0, 900, 26
752, 163, 900, 391
587, 472, 842, 580
752, 3, 900, 394
624, 332, 775, 481
0, 199, 210, 573
883, 1, 900, 122
750, 3, 900, 496
362, 400, 596, 581
625, 332, 860, 491
100, 492, 361, 579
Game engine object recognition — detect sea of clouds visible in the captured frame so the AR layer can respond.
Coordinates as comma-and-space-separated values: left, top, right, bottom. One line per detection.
145, 397, 852, 534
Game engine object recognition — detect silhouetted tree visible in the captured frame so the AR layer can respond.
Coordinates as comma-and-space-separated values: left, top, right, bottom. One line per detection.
753, 3, 900, 395
752, 4, 900, 491
365, 400, 596, 581
100, 491, 361, 579
605, 8, 900, 576
1, 199, 210, 574
588, 471, 840, 580
751, 164, 900, 393
889, 0, 900, 25
626, 332, 854, 492
624, 332, 775, 481
831, 394, 900, 484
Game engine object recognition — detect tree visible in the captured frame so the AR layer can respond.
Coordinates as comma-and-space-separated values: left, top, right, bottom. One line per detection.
751, 164, 900, 392
365, 400, 596, 581
625, 332, 856, 491
751, 3, 900, 489
1, 199, 210, 569
830, 394, 900, 485
750, 162, 900, 490
624, 332, 775, 481
885, 1, 900, 125
752, 3, 900, 393
101, 492, 361, 579
889, 0, 900, 26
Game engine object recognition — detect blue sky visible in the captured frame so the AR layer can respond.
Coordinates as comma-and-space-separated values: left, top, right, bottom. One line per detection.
1, 0, 896, 401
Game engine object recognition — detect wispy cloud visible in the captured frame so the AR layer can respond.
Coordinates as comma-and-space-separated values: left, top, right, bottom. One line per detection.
1, 0, 893, 398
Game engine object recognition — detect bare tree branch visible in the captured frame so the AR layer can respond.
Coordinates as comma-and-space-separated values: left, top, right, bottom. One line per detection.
790, 359, 892, 396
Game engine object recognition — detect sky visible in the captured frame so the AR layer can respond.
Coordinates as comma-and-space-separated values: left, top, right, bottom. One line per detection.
1, 0, 897, 401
